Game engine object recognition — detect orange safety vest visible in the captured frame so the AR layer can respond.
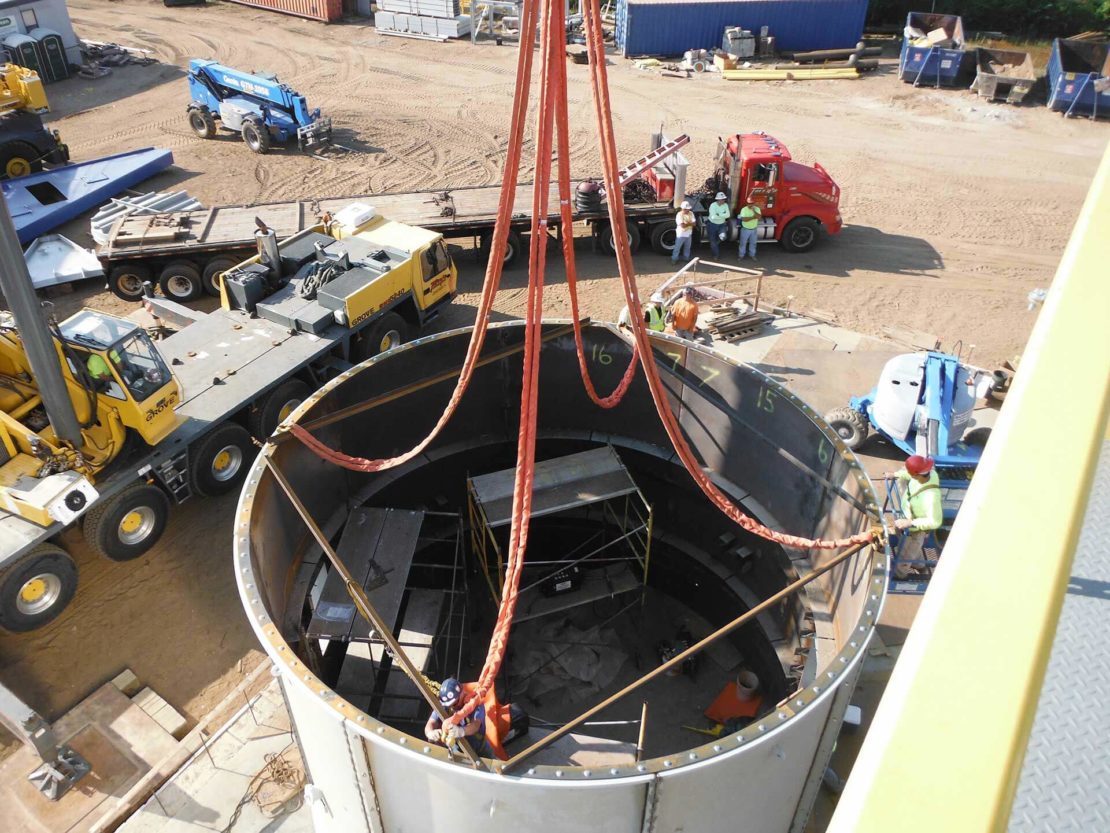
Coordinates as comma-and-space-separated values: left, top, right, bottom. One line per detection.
454, 682, 514, 761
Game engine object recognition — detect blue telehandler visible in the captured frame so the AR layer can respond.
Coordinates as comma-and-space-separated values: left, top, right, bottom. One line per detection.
185, 59, 332, 154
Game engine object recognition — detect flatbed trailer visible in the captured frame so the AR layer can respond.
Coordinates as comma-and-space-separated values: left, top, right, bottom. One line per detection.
98, 180, 678, 301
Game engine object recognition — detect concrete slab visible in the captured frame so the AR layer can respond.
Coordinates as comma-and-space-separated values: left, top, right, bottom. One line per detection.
117, 678, 311, 833
0, 684, 178, 833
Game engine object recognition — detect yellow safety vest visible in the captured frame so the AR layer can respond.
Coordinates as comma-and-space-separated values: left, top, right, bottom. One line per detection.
647, 305, 665, 332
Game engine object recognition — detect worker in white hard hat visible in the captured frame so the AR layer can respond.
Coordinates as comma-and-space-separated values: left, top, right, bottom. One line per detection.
672, 200, 696, 264
707, 192, 731, 258
617, 292, 666, 333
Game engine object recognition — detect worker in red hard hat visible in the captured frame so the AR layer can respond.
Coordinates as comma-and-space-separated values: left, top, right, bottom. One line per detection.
883, 455, 943, 579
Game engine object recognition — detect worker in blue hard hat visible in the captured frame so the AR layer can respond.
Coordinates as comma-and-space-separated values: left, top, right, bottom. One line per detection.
883, 454, 943, 578
424, 677, 530, 759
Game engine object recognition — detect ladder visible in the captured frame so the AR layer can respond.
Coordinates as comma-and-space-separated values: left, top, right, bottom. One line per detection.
617, 133, 691, 187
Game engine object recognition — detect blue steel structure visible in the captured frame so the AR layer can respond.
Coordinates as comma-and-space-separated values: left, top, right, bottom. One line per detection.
1, 147, 172, 244
898, 12, 968, 87
614, 0, 869, 58
1047, 38, 1110, 118
185, 59, 332, 153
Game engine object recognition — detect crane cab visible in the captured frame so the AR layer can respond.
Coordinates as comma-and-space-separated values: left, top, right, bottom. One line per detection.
56, 310, 181, 447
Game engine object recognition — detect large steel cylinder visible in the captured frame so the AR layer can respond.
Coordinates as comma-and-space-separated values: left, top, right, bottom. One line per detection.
235, 322, 886, 833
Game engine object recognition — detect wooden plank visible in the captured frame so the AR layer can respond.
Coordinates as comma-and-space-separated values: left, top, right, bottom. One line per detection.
350, 509, 426, 641
377, 589, 446, 720
306, 508, 388, 640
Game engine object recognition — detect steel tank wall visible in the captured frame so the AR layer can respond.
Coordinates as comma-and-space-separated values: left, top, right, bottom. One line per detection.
236, 322, 886, 833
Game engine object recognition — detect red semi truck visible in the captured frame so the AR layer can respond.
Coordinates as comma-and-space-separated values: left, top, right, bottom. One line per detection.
639, 131, 842, 256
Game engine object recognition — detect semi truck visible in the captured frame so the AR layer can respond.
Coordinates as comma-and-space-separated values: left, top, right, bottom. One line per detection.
0, 201, 457, 633
97, 131, 843, 303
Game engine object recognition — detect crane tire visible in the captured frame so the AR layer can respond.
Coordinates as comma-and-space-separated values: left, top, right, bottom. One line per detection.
83, 483, 170, 562
824, 407, 869, 450
190, 422, 255, 498
249, 379, 312, 439
0, 545, 78, 633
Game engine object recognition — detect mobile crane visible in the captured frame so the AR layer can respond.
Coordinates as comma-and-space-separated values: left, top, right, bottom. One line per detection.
185, 59, 332, 154
0, 199, 455, 633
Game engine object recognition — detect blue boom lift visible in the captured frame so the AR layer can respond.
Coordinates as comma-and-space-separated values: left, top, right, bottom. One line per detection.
824, 350, 996, 592
185, 59, 332, 154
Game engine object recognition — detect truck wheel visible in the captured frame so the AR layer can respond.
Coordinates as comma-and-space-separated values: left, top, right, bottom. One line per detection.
108, 263, 153, 302
354, 312, 409, 362
242, 119, 271, 154
188, 108, 217, 139
250, 379, 312, 439
202, 256, 237, 296
824, 407, 869, 450
479, 229, 522, 268
190, 422, 255, 498
0, 545, 78, 633
649, 222, 676, 255
159, 261, 204, 302
600, 221, 641, 256
0, 140, 42, 179
963, 427, 991, 448
83, 483, 170, 562
781, 217, 821, 253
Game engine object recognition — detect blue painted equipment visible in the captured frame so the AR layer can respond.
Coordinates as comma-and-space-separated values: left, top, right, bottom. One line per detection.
824, 351, 993, 467
185, 59, 332, 154
2, 147, 173, 244
1046, 38, 1109, 119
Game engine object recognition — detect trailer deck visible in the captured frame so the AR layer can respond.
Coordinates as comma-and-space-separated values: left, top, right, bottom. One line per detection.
99, 181, 677, 262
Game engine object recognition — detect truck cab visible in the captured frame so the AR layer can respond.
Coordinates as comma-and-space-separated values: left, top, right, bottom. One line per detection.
715, 133, 842, 253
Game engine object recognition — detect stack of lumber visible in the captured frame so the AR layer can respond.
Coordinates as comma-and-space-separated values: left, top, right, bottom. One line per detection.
722, 67, 859, 81
376, 0, 471, 39
706, 307, 773, 342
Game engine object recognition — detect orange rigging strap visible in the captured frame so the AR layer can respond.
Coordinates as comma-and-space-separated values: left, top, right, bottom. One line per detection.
287, 0, 878, 732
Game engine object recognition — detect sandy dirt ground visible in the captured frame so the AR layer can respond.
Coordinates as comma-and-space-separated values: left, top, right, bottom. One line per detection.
0, 0, 1105, 758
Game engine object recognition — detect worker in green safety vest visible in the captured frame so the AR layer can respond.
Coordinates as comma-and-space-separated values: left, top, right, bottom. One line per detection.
617, 293, 666, 333
737, 197, 762, 262
884, 454, 943, 578
86, 349, 121, 385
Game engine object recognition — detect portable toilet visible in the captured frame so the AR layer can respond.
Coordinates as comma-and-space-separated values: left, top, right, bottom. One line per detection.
1047, 38, 1110, 118
899, 12, 969, 86
3, 34, 41, 76
29, 29, 69, 82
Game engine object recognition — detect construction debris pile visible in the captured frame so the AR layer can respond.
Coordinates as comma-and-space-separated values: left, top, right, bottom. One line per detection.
78, 40, 156, 78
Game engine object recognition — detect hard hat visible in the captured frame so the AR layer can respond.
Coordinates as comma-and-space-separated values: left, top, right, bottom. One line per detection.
681, 200, 692, 210
905, 455, 934, 476
715, 192, 727, 200
650, 292, 665, 303
439, 678, 463, 708
683, 286, 696, 296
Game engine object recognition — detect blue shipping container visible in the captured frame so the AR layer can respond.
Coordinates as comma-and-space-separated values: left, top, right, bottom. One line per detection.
1047, 38, 1110, 117
615, 0, 869, 58
898, 12, 968, 86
